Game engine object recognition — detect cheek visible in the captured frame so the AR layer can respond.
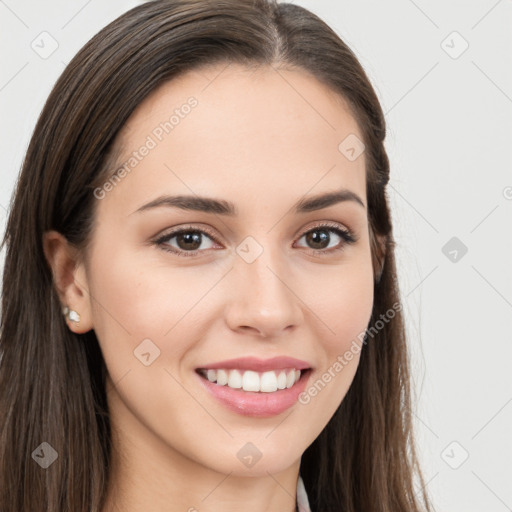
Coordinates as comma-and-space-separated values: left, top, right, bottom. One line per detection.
305, 259, 374, 353
89, 237, 375, 358
84, 234, 375, 474
86, 243, 222, 369
289, 260, 374, 447
298, 258, 373, 397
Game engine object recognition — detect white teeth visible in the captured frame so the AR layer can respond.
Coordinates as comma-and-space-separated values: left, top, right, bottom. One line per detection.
228, 369, 242, 389
276, 371, 287, 390
260, 371, 278, 392
216, 369, 228, 386
286, 369, 295, 388
242, 370, 260, 392
200, 367, 303, 393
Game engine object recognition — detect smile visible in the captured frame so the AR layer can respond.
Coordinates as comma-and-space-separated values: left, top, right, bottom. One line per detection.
196, 367, 302, 393
196, 368, 312, 418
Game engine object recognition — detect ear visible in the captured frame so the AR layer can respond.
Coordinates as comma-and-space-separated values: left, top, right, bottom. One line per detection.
42, 230, 94, 334
369, 228, 386, 284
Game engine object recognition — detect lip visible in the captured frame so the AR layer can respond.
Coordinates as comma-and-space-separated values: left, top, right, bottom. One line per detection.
196, 356, 312, 372
195, 367, 312, 418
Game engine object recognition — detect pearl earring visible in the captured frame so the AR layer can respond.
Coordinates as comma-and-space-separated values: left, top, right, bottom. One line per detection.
62, 306, 81, 323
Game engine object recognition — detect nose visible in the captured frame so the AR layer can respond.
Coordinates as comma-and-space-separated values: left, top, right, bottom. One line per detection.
224, 245, 304, 338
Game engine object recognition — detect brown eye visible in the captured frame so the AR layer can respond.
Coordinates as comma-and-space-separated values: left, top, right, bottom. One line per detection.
304, 229, 331, 250
154, 223, 356, 258
155, 227, 219, 257
295, 224, 356, 255
174, 231, 204, 251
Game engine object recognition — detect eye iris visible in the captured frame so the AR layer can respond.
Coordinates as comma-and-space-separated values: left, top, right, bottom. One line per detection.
177, 231, 202, 250
306, 229, 330, 249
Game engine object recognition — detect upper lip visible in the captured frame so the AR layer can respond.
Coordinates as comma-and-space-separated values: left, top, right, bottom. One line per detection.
196, 356, 312, 372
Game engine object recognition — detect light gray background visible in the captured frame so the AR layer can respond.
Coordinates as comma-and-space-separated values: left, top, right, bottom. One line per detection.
1, 1, 511, 510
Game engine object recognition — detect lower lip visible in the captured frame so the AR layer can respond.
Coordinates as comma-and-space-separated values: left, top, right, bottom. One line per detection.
196, 369, 311, 418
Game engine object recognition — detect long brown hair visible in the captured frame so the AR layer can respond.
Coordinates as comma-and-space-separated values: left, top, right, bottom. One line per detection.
0, 1, 435, 511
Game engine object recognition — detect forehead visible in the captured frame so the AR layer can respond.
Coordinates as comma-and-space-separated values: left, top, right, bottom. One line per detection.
122, 62, 363, 145
98, 62, 367, 218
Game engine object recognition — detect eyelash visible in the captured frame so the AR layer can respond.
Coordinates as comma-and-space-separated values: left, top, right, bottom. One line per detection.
153, 222, 357, 258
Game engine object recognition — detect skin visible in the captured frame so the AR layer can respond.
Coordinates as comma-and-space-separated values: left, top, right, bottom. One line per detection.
43, 62, 377, 512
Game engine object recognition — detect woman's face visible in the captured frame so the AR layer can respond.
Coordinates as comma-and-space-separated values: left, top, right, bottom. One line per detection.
78, 63, 374, 478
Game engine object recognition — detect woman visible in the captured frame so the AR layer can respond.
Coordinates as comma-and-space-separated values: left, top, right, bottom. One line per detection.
0, 1, 435, 511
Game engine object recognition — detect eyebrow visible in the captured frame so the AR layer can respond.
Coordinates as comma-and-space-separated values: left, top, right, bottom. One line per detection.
131, 189, 365, 216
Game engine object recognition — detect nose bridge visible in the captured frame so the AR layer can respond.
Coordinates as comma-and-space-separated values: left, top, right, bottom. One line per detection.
243, 247, 288, 304
226, 236, 303, 335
